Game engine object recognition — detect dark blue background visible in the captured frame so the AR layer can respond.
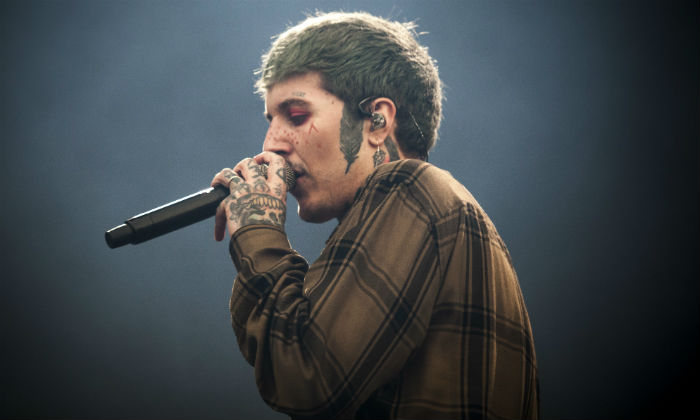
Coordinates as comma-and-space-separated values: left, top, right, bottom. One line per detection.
2, 1, 697, 418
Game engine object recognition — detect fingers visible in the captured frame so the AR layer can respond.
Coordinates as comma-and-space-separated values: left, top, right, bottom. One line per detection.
214, 197, 228, 242
254, 152, 288, 195
233, 158, 260, 182
210, 166, 241, 242
253, 151, 286, 167
212, 155, 286, 191
210, 168, 240, 189
210, 154, 288, 241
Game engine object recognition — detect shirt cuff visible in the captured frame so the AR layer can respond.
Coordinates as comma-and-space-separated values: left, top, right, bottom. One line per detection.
229, 224, 293, 274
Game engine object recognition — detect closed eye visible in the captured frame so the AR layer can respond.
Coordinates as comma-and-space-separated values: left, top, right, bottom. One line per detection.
266, 99, 310, 125
288, 110, 310, 126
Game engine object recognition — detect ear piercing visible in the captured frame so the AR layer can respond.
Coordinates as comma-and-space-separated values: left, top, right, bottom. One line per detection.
370, 112, 386, 131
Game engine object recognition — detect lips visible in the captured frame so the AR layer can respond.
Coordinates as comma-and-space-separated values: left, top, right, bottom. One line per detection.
286, 165, 303, 193
290, 172, 303, 190
285, 162, 302, 177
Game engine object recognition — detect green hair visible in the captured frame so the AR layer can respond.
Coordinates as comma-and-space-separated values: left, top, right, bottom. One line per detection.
255, 11, 443, 160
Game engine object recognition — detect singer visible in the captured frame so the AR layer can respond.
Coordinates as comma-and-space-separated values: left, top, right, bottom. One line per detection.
210, 12, 538, 419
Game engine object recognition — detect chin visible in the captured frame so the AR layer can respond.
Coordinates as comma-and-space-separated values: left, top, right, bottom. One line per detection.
297, 202, 335, 224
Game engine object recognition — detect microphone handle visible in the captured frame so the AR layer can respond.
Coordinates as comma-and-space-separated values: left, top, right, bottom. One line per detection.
105, 185, 229, 248
105, 164, 296, 249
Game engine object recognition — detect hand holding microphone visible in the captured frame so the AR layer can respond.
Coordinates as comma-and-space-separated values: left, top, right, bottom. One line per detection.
105, 154, 296, 248
211, 154, 293, 241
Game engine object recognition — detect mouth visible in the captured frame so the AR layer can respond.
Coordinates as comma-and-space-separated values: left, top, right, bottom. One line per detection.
287, 166, 304, 193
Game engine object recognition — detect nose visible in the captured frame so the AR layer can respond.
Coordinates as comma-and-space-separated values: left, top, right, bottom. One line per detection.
262, 120, 293, 155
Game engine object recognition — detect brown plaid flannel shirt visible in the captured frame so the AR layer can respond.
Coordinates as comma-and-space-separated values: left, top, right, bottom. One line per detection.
229, 160, 539, 419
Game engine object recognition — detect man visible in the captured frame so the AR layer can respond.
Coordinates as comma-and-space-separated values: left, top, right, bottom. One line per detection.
211, 12, 538, 419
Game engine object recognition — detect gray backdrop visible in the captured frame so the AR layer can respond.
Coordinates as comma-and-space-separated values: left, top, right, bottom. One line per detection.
2, 1, 698, 418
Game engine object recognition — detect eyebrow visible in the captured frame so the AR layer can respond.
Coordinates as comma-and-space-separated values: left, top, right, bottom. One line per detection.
264, 98, 310, 122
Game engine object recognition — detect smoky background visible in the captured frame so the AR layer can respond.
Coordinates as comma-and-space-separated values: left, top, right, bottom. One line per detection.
1, 1, 697, 418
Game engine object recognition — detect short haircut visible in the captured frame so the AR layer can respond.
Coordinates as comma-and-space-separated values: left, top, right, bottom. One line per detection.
255, 11, 443, 160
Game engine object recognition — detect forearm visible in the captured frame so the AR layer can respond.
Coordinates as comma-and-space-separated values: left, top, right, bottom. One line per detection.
228, 219, 439, 418
229, 224, 308, 359
229, 225, 343, 416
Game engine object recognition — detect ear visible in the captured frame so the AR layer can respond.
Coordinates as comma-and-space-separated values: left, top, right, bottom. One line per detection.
365, 97, 397, 147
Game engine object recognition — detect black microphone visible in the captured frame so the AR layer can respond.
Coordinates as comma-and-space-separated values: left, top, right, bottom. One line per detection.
105, 164, 296, 249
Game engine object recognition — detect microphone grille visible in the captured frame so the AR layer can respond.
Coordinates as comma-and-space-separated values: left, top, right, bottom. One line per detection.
260, 164, 297, 190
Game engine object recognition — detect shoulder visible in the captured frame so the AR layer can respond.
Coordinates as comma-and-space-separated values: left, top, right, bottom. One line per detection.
364, 159, 481, 220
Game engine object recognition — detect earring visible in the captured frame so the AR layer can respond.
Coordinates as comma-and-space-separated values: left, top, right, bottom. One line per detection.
373, 144, 386, 168
370, 113, 386, 131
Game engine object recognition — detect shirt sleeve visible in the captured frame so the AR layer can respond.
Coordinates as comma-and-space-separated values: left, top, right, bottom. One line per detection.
229, 178, 442, 418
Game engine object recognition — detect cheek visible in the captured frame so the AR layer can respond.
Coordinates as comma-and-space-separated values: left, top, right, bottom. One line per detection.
267, 125, 303, 147
307, 120, 340, 153
292, 130, 303, 146
308, 122, 319, 136
307, 123, 323, 149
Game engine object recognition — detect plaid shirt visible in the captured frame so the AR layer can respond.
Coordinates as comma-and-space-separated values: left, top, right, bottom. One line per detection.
229, 160, 538, 419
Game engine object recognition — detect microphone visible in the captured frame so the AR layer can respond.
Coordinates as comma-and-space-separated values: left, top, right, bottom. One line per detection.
105, 164, 296, 249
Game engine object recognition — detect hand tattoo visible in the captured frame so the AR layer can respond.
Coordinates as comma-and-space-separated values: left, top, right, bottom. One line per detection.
273, 167, 287, 196
225, 160, 287, 229
226, 193, 286, 228
223, 169, 240, 185
339, 104, 363, 173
